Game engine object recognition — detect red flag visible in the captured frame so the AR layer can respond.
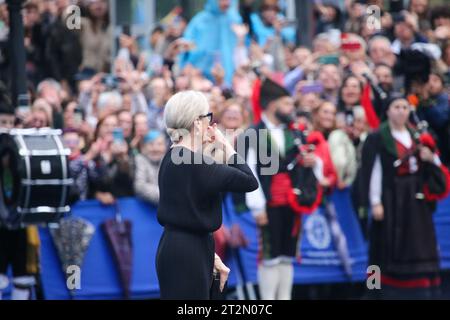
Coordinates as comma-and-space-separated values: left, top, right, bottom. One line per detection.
251, 78, 262, 124
361, 82, 380, 129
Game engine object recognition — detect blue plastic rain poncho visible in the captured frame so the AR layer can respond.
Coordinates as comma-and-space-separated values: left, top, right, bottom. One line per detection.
180, 0, 242, 86
250, 12, 296, 47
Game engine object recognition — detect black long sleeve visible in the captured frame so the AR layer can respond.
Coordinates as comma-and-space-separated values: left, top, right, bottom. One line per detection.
157, 147, 258, 233
195, 153, 258, 194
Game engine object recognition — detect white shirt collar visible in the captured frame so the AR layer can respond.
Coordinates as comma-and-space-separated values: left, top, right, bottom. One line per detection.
261, 114, 286, 130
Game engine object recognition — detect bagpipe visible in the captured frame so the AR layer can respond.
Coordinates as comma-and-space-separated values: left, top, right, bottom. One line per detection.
268, 122, 323, 216
391, 96, 450, 202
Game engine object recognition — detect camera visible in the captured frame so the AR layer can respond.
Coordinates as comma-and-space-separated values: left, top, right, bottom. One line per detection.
101, 74, 123, 90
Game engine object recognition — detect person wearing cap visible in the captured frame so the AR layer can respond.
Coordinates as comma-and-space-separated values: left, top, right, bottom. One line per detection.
134, 130, 167, 205
238, 78, 323, 300
357, 95, 450, 299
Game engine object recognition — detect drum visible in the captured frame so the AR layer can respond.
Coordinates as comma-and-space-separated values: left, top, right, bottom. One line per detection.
1, 128, 72, 225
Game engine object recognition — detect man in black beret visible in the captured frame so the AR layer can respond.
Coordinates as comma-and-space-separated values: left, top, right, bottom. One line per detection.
238, 77, 322, 299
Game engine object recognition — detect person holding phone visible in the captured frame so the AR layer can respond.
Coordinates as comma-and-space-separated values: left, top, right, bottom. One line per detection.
156, 90, 258, 299
134, 130, 167, 206
90, 113, 134, 204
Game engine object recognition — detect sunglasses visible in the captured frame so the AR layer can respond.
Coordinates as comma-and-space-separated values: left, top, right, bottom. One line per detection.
199, 112, 213, 124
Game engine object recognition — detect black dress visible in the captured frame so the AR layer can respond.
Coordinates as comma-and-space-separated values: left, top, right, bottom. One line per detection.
357, 124, 448, 278
156, 146, 258, 299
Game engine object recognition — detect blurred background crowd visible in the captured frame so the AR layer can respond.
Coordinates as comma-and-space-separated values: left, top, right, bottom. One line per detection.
0, 0, 449, 299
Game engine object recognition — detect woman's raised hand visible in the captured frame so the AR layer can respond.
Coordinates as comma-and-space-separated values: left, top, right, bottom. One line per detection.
206, 124, 236, 162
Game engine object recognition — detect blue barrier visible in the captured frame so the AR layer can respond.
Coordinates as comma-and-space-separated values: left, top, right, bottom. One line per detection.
221, 189, 368, 285
39, 198, 162, 299
7, 191, 449, 299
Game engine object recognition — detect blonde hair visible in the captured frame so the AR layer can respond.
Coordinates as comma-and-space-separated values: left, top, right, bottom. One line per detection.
32, 98, 53, 127
164, 90, 209, 143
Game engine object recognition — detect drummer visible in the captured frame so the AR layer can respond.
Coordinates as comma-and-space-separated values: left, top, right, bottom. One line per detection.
0, 95, 37, 300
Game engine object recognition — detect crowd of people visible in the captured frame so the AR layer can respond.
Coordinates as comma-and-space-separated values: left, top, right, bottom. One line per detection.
0, 0, 450, 300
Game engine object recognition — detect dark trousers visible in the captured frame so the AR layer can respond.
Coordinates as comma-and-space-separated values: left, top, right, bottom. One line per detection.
0, 227, 29, 277
260, 206, 300, 260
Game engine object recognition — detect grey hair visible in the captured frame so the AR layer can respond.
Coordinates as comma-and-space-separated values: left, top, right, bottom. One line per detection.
368, 35, 391, 52
164, 90, 209, 143
97, 91, 123, 111
37, 78, 62, 95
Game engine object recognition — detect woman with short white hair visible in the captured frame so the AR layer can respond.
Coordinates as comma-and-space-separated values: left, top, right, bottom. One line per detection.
156, 90, 258, 299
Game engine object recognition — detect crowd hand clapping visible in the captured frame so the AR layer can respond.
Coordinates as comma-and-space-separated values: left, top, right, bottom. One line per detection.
166, 38, 196, 60
232, 24, 249, 44
350, 61, 373, 83
301, 52, 321, 74
434, 26, 450, 41
272, 17, 287, 35
163, 39, 184, 61
122, 69, 145, 93
111, 142, 128, 157
114, 56, 134, 79
95, 191, 116, 205
211, 63, 225, 86
249, 41, 265, 63
79, 122, 93, 142
84, 139, 102, 161
130, 135, 142, 150
79, 72, 105, 95
402, 10, 419, 32
380, 11, 393, 29
119, 34, 135, 50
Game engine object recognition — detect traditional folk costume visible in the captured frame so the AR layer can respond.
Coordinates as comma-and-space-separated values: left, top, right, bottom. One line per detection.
238, 78, 323, 300
359, 121, 450, 299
